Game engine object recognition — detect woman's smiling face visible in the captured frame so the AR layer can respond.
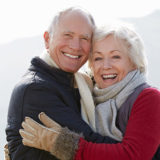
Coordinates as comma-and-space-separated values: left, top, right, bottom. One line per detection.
91, 34, 136, 89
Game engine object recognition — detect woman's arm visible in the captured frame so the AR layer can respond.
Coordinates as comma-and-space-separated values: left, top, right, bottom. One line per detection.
74, 88, 160, 160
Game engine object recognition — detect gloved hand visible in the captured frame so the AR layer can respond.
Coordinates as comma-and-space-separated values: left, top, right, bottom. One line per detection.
19, 115, 60, 153
38, 112, 61, 132
20, 113, 82, 160
4, 144, 10, 160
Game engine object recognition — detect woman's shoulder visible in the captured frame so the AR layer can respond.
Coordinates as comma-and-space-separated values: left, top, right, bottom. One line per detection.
133, 87, 160, 110
139, 87, 160, 97
129, 87, 160, 125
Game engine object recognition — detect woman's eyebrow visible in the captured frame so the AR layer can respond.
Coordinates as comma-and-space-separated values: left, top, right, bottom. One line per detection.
110, 50, 121, 53
93, 51, 102, 54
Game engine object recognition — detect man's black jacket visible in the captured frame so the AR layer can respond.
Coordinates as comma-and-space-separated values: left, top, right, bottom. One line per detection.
6, 57, 117, 160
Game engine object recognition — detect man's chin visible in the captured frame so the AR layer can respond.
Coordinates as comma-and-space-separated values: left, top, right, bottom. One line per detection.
60, 66, 80, 73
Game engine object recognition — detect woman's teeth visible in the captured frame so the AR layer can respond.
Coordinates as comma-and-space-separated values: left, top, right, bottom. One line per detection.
102, 74, 117, 79
64, 53, 79, 59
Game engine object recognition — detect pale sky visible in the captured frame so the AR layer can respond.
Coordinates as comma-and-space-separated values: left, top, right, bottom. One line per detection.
0, 0, 160, 44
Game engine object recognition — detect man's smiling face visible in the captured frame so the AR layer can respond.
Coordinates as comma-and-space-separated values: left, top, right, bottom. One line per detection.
44, 10, 93, 73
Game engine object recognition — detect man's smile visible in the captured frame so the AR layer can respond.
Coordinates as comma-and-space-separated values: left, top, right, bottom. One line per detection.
62, 52, 81, 59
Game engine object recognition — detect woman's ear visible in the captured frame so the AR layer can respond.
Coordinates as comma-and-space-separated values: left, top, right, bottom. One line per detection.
43, 31, 50, 49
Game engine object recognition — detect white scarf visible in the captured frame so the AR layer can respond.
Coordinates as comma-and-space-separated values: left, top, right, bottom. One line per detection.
93, 70, 146, 140
40, 50, 96, 131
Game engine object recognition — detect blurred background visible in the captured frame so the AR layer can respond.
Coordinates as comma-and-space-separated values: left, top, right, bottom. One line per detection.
1, 0, 160, 159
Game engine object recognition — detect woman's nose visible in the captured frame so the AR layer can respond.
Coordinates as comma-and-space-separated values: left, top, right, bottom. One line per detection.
103, 60, 112, 69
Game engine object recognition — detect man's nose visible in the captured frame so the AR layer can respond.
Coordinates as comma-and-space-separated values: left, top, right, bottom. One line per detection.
69, 38, 81, 51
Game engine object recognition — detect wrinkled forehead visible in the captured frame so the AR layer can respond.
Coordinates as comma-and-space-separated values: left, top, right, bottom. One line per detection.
56, 11, 93, 36
62, 9, 93, 24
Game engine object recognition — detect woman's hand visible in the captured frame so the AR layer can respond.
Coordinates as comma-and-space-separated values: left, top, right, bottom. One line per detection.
19, 112, 61, 153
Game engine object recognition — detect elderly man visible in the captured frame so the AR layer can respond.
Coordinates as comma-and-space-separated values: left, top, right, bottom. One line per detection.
6, 7, 117, 160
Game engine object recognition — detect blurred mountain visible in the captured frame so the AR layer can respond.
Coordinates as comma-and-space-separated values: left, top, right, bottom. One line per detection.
0, 35, 44, 110
122, 10, 160, 88
0, 10, 160, 159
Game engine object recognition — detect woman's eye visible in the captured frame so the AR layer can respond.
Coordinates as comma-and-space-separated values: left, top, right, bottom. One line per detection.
81, 37, 88, 41
113, 55, 120, 59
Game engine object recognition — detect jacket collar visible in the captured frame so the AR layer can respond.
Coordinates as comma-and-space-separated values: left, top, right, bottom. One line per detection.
30, 57, 75, 88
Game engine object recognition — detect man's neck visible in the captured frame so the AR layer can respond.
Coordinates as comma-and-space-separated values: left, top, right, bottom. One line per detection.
40, 50, 59, 68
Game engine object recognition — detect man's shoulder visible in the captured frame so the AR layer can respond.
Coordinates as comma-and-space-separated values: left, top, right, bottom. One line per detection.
12, 70, 47, 93
13, 65, 64, 96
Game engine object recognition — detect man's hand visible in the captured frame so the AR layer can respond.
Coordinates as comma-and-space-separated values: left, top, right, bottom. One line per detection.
39, 112, 61, 132
4, 144, 10, 160
20, 113, 82, 160
19, 115, 60, 153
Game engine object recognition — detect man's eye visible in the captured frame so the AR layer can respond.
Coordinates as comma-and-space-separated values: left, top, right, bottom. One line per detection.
64, 34, 71, 37
94, 57, 102, 61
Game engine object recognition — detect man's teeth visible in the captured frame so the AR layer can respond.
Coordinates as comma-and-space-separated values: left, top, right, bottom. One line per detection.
102, 74, 117, 79
64, 53, 79, 59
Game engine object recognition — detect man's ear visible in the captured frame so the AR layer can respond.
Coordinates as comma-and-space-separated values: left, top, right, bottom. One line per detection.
44, 31, 50, 49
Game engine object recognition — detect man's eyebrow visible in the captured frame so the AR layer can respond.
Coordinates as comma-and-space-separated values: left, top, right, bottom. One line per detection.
83, 34, 91, 39
63, 30, 91, 38
63, 30, 74, 34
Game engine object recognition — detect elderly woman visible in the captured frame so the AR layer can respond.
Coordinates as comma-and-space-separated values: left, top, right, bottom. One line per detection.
20, 23, 160, 160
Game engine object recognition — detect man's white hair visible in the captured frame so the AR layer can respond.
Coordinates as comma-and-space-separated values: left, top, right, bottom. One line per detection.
47, 6, 95, 36
89, 22, 148, 74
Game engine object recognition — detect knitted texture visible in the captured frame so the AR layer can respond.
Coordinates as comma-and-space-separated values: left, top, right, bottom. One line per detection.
94, 70, 146, 141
